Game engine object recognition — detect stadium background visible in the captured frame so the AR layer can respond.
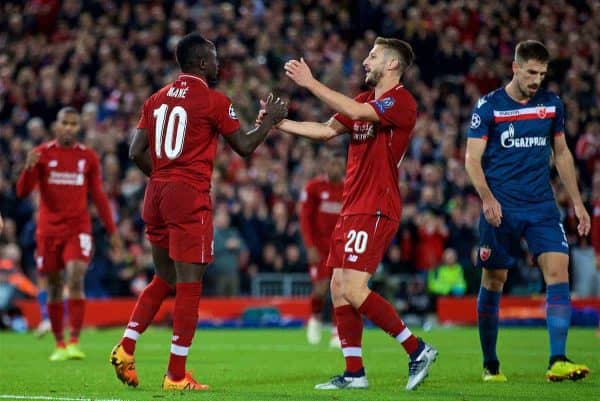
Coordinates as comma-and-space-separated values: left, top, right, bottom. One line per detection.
0, 0, 598, 327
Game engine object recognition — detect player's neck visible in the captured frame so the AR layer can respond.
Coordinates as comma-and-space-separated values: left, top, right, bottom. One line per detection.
374, 75, 400, 98
505, 81, 530, 104
180, 70, 207, 82
56, 140, 76, 148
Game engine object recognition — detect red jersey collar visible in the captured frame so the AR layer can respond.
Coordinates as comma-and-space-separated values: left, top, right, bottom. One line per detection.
178, 73, 208, 88
47, 139, 84, 149
370, 83, 404, 100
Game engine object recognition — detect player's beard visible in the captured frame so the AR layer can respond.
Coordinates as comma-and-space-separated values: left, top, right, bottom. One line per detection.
365, 68, 382, 87
58, 134, 75, 146
519, 80, 538, 99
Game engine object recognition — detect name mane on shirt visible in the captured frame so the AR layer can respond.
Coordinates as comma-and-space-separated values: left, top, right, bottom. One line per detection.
167, 87, 189, 99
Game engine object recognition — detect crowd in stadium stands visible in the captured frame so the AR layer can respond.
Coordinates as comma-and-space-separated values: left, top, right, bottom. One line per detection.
0, 1, 598, 303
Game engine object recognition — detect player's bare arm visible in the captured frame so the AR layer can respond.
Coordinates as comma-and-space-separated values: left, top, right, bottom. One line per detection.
465, 137, 503, 227
552, 134, 591, 236
276, 117, 346, 142
284, 58, 379, 122
225, 94, 287, 157
129, 128, 152, 177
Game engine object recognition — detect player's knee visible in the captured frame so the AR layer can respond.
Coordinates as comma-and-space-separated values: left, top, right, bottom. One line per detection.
47, 279, 63, 302
486, 280, 504, 292
339, 282, 367, 306
544, 268, 568, 284
67, 275, 85, 296
330, 277, 344, 302
482, 270, 507, 291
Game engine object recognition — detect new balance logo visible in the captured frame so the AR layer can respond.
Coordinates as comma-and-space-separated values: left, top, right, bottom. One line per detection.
128, 322, 139, 328
172, 335, 179, 342
347, 254, 358, 263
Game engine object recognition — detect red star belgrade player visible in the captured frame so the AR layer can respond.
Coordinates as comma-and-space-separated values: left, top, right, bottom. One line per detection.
109, 32, 287, 391
270, 37, 438, 391
17, 107, 121, 362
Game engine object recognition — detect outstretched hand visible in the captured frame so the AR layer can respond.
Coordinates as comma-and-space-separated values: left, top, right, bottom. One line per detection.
284, 58, 315, 88
257, 93, 288, 126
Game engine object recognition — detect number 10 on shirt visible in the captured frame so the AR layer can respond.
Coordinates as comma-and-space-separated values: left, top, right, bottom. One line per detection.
153, 104, 188, 160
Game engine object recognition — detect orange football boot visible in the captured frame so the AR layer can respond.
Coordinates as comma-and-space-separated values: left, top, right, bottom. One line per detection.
162, 371, 209, 391
110, 344, 139, 387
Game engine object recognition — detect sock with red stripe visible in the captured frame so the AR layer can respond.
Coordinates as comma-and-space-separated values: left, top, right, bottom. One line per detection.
335, 304, 364, 375
167, 282, 202, 381
48, 301, 65, 348
121, 275, 173, 355
357, 291, 419, 355
67, 298, 85, 344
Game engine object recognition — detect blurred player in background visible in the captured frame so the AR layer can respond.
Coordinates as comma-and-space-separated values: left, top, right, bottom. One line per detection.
16, 107, 121, 361
265, 37, 438, 391
300, 149, 345, 347
465, 40, 590, 382
110, 32, 287, 391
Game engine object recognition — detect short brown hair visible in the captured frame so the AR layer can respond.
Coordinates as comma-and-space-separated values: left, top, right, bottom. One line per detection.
375, 37, 415, 69
515, 40, 549, 64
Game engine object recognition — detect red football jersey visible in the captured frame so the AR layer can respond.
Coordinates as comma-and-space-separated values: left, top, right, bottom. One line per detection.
137, 73, 240, 193
334, 84, 417, 221
16, 140, 116, 237
592, 199, 600, 257
299, 177, 344, 254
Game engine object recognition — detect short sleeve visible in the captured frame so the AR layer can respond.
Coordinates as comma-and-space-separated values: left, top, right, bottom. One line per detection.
553, 98, 565, 137
214, 94, 241, 136
368, 92, 416, 128
136, 101, 148, 129
467, 97, 493, 140
333, 112, 353, 130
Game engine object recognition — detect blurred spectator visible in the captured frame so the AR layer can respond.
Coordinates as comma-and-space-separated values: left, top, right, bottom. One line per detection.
427, 248, 467, 296
571, 237, 600, 297
415, 211, 448, 272
395, 276, 433, 328
206, 206, 248, 297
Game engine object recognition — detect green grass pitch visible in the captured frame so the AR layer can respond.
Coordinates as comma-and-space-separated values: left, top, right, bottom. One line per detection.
0, 327, 598, 401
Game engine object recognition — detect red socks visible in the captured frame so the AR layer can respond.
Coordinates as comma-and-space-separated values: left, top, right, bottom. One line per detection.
167, 282, 202, 381
121, 275, 172, 355
358, 292, 419, 354
67, 298, 85, 344
335, 304, 364, 373
48, 301, 64, 347
310, 295, 324, 316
